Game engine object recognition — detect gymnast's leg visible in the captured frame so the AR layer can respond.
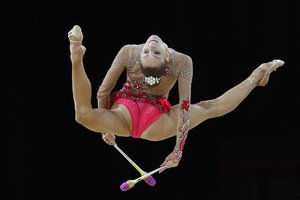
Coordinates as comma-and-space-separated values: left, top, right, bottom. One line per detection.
68, 25, 130, 135
188, 59, 285, 129
143, 60, 284, 141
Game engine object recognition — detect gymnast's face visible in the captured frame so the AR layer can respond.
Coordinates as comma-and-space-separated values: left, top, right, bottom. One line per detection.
140, 35, 170, 68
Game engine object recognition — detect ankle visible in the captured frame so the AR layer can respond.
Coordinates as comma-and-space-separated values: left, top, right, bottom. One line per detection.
70, 44, 86, 61
68, 34, 82, 44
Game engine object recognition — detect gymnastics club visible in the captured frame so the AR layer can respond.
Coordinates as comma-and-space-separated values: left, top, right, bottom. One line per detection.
113, 144, 156, 186
120, 166, 165, 191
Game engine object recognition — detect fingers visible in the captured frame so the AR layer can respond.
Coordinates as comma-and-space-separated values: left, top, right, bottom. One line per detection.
159, 159, 179, 173
101, 133, 116, 146
102, 134, 111, 145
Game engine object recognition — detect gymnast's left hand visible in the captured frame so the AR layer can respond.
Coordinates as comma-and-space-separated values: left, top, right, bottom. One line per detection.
159, 150, 182, 173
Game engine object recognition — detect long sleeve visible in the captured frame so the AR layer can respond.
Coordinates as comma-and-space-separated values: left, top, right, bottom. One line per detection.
173, 56, 193, 158
97, 45, 128, 108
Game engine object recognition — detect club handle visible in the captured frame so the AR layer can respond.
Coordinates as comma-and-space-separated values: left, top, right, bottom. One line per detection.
113, 144, 145, 174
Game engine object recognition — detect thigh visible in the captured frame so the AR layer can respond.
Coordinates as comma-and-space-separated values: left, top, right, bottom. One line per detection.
141, 111, 178, 141
82, 105, 132, 137
141, 104, 207, 141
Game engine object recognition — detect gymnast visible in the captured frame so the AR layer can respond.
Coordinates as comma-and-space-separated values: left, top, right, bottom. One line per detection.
68, 25, 284, 173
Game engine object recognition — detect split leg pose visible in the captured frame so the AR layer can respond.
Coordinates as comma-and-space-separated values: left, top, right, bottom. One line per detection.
68, 25, 284, 172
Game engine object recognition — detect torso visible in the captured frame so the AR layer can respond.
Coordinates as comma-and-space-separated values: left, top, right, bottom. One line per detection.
109, 44, 192, 138
123, 44, 187, 98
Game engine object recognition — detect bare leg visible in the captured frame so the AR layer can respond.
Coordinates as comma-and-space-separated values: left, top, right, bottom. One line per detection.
189, 59, 285, 128
68, 25, 130, 135
68, 25, 91, 115
143, 60, 285, 141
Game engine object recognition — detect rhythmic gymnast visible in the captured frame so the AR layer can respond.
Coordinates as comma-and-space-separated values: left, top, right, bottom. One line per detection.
68, 25, 284, 173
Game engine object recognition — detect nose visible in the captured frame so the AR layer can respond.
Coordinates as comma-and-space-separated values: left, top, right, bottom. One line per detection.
148, 45, 157, 53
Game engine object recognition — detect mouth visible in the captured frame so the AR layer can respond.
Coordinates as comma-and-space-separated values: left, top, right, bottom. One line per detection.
148, 39, 158, 44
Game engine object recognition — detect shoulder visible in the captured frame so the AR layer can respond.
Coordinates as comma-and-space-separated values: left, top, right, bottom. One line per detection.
168, 49, 193, 80
114, 44, 143, 66
118, 44, 143, 55
170, 49, 193, 69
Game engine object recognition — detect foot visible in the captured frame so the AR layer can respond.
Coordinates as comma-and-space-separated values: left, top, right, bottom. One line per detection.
68, 25, 83, 43
68, 25, 86, 62
257, 59, 285, 86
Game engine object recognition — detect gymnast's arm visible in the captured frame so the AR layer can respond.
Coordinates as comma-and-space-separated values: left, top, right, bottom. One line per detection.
97, 45, 129, 145
97, 45, 129, 108
160, 55, 193, 172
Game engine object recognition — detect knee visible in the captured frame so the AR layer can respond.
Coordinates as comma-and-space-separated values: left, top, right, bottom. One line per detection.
75, 111, 90, 125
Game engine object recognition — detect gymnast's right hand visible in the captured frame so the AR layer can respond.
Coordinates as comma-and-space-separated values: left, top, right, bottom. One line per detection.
101, 132, 116, 146
68, 25, 86, 63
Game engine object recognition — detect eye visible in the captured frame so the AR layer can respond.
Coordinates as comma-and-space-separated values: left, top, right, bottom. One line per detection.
154, 51, 161, 55
143, 50, 149, 54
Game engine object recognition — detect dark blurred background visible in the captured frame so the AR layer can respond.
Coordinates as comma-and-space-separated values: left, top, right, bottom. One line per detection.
5, 0, 300, 199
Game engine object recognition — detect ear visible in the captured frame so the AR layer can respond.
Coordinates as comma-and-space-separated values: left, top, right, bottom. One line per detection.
166, 46, 171, 62
163, 43, 171, 62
